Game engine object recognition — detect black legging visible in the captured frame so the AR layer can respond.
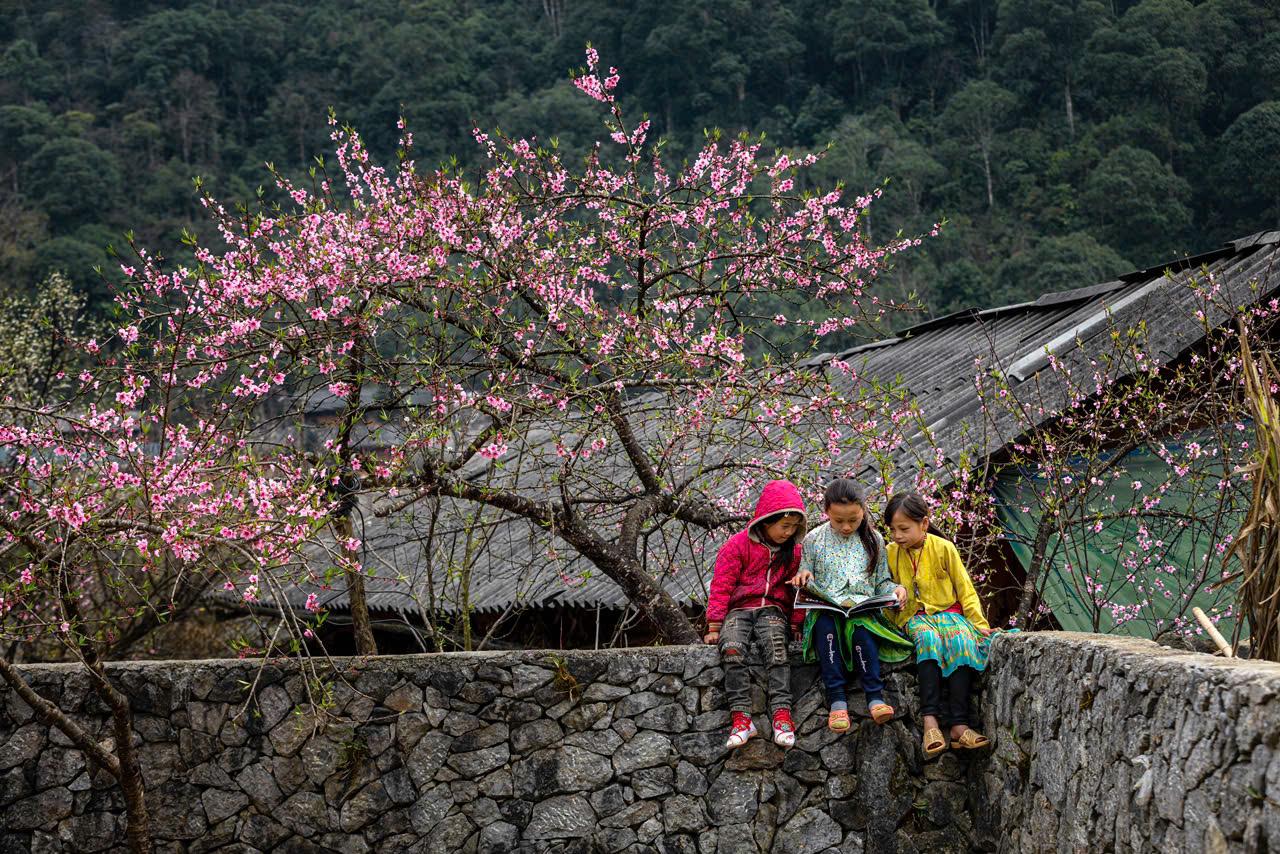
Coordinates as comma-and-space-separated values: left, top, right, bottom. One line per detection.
917, 660, 976, 728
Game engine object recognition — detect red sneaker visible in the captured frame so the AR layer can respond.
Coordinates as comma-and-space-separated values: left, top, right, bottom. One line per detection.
725, 711, 757, 748
772, 708, 796, 748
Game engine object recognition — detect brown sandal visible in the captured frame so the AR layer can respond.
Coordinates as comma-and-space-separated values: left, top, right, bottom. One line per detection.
952, 728, 990, 750
922, 726, 947, 757
869, 702, 895, 725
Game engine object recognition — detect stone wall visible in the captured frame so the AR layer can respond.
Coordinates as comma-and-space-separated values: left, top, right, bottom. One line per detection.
976, 633, 1280, 854
3, 633, 1279, 853
1, 645, 977, 854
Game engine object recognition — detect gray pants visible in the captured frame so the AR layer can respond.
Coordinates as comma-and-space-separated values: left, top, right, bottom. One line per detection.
720, 607, 791, 715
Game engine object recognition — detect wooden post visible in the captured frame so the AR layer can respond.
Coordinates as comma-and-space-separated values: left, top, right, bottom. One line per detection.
1192, 607, 1234, 658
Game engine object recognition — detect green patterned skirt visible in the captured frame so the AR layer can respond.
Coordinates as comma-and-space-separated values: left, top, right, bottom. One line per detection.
904, 612, 991, 676
801, 610, 914, 672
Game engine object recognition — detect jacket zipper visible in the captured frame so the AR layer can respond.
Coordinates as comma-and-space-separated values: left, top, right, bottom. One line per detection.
761, 543, 772, 608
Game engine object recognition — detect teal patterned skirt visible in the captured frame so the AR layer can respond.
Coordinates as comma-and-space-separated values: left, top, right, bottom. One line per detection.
904, 612, 992, 676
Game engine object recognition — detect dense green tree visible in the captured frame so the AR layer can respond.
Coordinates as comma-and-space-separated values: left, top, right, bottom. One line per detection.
1215, 101, 1280, 227
0, 200, 47, 287
995, 0, 1111, 139
938, 258, 991, 314
829, 0, 948, 112
0, 104, 53, 194
492, 80, 603, 161
1080, 26, 1159, 117
0, 39, 58, 102
0, 0, 1275, 324
1191, 0, 1275, 120
1081, 145, 1192, 263
26, 137, 121, 228
1122, 0, 1197, 46
940, 80, 1018, 209
30, 227, 114, 301
994, 232, 1131, 300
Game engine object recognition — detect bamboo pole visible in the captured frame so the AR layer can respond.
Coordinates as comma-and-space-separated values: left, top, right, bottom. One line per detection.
1192, 606, 1233, 658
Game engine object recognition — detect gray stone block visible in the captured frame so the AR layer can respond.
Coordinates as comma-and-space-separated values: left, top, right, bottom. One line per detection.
1, 725, 44, 771
613, 731, 674, 774
446, 744, 509, 777
663, 793, 709, 833
512, 719, 563, 754
202, 786, 249, 825
525, 793, 594, 839
4, 787, 72, 831
477, 820, 519, 853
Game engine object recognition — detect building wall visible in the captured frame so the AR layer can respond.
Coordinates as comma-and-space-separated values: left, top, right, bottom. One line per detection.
3, 633, 1279, 853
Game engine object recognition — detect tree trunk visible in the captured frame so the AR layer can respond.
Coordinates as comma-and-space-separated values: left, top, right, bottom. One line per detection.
332, 335, 378, 657
644, 591, 700, 644
334, 509, 378, 656
85, 660, 152, 853
106, 685, 153, 854
589, 546, 698, 644
556, 505, 698, 643
615, 558, 700, 643
982, 143, 994, 210
1014, 516, 1055, 628
1064, 76, 1075, 140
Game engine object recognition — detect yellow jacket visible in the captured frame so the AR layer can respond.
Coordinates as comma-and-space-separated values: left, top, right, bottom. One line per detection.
886, 533, 989, 630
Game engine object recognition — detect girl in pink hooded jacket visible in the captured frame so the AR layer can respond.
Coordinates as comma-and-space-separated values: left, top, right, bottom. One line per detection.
704, 479, 807, 749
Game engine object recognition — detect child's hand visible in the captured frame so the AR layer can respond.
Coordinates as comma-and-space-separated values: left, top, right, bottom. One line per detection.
893, 585, 908, 608
704, 630, 720, 644
789, 570, 814, 588
979, 626, 996, 636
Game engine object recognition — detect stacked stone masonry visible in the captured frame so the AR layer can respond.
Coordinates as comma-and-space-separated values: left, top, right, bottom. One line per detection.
976, 633, 1280, 854
2, 632, 1278, 853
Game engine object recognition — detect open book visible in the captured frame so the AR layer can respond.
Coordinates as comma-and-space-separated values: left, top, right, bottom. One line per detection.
793, 586, 900, 618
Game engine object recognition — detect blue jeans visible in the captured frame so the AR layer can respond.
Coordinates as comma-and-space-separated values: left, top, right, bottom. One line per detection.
813, 612, 884, 705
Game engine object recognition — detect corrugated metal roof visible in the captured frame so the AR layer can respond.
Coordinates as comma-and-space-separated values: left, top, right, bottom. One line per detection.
211, 232, 1280, 619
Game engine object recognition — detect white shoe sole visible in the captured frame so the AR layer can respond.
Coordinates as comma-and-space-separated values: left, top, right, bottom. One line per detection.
725, 722, 757, 748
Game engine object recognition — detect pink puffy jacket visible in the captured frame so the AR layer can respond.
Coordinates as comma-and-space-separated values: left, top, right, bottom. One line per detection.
705, 480, 807, 626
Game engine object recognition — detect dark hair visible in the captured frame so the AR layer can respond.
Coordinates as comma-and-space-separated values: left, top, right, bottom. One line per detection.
823, 478, 879, 571
823, 478, 864, 508
755, 511, 804, 569
883, 491, 930, 527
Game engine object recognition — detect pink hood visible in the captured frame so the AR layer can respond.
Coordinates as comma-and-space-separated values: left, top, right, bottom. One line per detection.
746, 479, 808, 539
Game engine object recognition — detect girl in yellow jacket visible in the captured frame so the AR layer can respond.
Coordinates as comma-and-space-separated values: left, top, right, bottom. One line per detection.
885, 492, 993, 758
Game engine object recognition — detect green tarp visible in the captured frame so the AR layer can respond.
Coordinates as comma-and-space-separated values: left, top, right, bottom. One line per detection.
992, 429, 1247, 640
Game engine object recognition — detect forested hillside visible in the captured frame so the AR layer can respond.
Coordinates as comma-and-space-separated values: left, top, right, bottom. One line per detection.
2, 0, 1277, 318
